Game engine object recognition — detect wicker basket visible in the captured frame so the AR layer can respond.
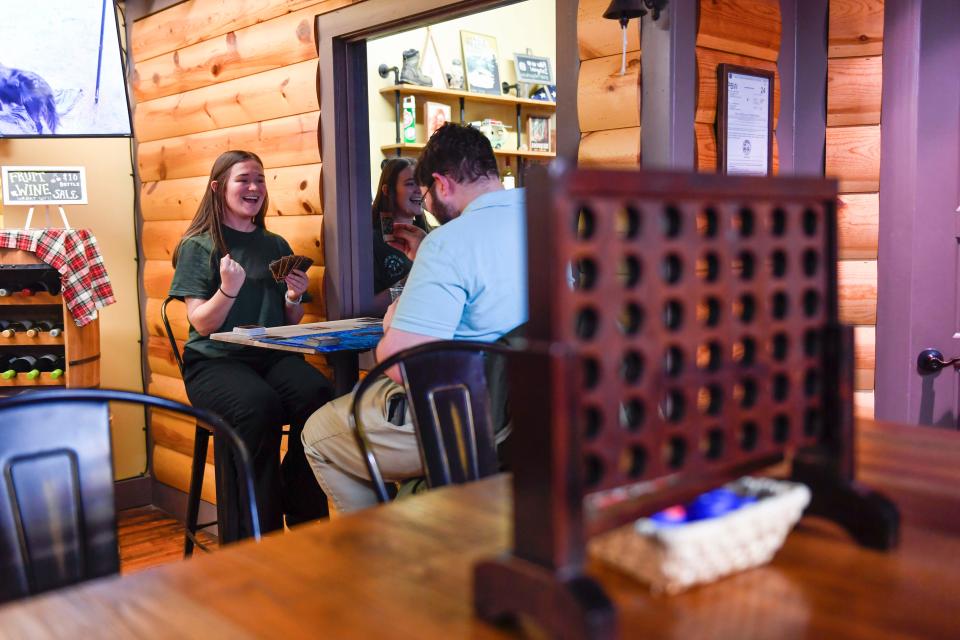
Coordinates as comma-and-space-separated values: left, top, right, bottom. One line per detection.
588, 477, 811, 594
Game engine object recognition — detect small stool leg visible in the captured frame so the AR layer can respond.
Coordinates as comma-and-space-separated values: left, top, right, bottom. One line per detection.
184, 426, 210, 557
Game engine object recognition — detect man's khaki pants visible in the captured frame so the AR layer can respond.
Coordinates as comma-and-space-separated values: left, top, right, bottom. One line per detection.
301, 377, 423, 513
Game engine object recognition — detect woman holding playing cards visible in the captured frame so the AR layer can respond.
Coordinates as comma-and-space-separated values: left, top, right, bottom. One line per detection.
169, 150, 333, 538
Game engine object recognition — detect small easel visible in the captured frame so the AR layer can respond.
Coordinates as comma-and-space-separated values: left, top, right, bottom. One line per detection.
0, 166, 86, 231
24, 205, 71, 230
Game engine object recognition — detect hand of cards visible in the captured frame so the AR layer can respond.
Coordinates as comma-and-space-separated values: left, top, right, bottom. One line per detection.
268, 255, 314, 283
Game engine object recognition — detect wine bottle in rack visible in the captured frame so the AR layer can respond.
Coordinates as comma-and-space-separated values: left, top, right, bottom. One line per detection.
1, 320, 34, 338
2, 355, 40, 379
36, 353, 66, 379
25, 320, 61, 338
0, 286, 10, 297
1, 354, 17, 379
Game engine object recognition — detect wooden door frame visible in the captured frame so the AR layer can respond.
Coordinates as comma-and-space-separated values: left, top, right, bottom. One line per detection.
317, 0, 573, 319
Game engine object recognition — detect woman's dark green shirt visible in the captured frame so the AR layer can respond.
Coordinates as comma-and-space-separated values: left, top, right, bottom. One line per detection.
169, 226, 294, 358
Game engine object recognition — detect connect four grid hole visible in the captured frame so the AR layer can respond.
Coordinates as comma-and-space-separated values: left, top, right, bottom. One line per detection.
574, 205, 595, 240
664, 437, 686, 470
619, 399, 644, 431
618, 255, 642, 288
615, 205, 641, 239
661, 205, 683, 238
617, 303, 644, 335
583, 407, 603, 440
573, 258, 597, 290
621, 446, 647, 478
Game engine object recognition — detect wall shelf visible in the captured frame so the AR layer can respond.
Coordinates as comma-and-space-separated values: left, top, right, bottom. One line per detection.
0, 248, 100, 390
378, 85, 556, 111
381, 143, 555, 160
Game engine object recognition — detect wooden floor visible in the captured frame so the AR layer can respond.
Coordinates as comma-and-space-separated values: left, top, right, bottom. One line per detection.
118, 507, 217, 575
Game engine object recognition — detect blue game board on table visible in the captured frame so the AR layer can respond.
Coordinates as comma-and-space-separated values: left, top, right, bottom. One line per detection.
256, 325, 383, 353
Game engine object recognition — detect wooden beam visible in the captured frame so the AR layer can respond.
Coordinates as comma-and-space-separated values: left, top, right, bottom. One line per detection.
829, 0, 884, 58
577, 0, 640, 60
132, 0, 359, 62
854, 325, 876, 391
838, 192, 879, 260
134, 60, 319, 143
827, 56, 882, 126
145, 297, 324, 341
140, 164, 323, 221
152, 445, 216, 503
133, 7, 321, 102
577, 52, 641, 133
578, 127, 641, 167
696, 0, 782, 62
838, 259, 877, 325
152, 409, 212, 465
695, 47, 780, 126
141, 215, 324, 264
137, 111, 321, 182
143, 259, 326, 315
854, 390, 874, 419
826, 124, 881, 193
147, 335, 183, 380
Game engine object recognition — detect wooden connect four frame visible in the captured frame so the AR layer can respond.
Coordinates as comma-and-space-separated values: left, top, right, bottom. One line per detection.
475, 165, 899, 639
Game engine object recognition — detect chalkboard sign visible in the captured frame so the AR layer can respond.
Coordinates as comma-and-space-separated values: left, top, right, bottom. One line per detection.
513, 54, 554, 85
1, 166, 88, 205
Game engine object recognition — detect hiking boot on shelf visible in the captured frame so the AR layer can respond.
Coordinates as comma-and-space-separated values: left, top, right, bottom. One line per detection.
399, 48, 433, 86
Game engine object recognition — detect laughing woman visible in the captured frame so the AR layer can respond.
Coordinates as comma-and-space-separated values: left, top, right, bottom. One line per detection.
169, 150, 332, 539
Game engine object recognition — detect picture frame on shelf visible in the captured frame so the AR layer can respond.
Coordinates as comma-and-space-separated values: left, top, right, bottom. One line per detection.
419, 28, 447, 90
527, 115, 551, 152
424, 101, 451, 139
460, 30, 501, 95
513, 53, 553, 85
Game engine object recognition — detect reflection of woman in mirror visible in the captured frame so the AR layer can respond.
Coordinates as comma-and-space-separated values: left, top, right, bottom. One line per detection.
371, 158, 431, 310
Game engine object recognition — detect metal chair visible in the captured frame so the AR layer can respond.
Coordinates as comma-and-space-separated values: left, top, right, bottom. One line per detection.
162, 295, 291, 556
350, 340, 513, 503
0, 388, 260, 604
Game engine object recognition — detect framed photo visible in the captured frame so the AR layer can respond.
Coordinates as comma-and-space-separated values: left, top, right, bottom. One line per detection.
460, 30, 501, 95
513, 53, 553, 85
424, 101, 451, 138
716, 63, 774, 176
527, 116, 551, 152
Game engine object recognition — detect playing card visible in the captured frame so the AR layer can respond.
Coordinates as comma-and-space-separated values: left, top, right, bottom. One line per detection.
268, 258, 284, 282
292, 256, 314, 273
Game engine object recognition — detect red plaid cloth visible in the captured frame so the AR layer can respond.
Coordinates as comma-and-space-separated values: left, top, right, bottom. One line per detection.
0, 229, 116, 327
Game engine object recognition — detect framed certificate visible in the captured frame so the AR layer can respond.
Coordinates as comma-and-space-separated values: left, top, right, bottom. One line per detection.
716, 64, 774, 176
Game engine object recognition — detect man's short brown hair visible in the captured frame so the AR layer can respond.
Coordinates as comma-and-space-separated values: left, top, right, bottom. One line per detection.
414, 123, 499, 187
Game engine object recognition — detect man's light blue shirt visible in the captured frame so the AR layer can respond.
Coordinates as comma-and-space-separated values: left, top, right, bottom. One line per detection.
390, 187, 527, 342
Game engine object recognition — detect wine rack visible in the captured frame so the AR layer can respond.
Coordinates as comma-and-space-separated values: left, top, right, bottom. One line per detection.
0, 248, 100, 392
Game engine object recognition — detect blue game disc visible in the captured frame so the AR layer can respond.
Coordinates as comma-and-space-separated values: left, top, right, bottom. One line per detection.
685, 488, 741, 521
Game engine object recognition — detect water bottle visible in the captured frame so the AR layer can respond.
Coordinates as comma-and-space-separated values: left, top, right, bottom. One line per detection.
402, 95, 417, 143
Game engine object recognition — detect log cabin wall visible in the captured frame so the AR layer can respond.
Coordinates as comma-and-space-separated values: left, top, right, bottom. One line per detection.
826, 0, 883, 418
694, 0, 782, 172
131, 0, 364, 501
577, 0, 641, 167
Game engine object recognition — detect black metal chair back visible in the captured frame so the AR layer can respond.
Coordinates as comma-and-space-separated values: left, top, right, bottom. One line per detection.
350, 341, 511, 503
0, 389, 260, 602
161, 295, 185, 375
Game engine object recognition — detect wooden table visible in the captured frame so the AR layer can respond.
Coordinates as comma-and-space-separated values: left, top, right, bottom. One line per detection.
0, 419, 958, 638
210, 318, 382, 396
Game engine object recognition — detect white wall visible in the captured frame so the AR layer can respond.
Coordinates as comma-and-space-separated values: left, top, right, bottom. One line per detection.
366, 0, 556, 195
0, 138, 146, 480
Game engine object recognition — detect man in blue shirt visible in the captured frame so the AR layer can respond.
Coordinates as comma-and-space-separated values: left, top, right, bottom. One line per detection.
302, 124, 527, 512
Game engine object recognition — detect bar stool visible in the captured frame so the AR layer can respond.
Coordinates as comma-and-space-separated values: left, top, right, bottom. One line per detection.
161, 296, 289, 556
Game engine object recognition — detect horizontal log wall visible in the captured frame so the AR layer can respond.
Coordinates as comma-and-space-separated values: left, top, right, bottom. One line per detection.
132, 0, 364, 500
576, 0, 641, 167
827, 0, 883, 416
694, 0, 781, 173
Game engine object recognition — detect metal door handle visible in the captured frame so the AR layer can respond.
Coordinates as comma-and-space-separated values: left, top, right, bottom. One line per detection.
916, 348, 960, 374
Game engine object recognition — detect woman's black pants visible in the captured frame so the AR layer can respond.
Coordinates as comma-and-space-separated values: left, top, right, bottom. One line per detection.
183, 348, 334, 539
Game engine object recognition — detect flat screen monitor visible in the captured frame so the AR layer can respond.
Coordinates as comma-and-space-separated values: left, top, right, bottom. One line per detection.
0, 0, 132, 137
